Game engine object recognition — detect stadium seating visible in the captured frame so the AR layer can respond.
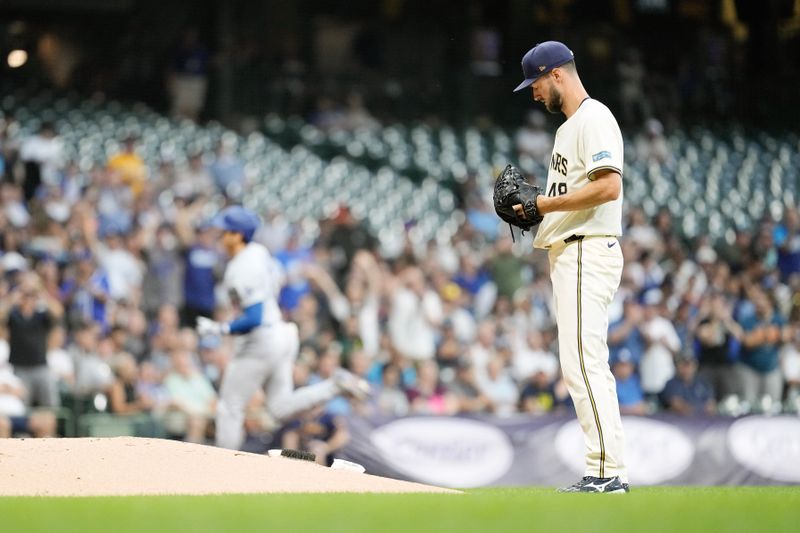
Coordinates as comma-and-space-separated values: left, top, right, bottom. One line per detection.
5, 91, 798, 251
262, 114, 799, 243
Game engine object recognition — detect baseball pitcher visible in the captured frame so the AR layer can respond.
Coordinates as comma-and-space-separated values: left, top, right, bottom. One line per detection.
497, 41, 629, 493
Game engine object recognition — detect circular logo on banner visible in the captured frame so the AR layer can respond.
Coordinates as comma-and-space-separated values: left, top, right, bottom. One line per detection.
554, 417, 694, 485
728, 416, 800, 482
370, 417, 514, 487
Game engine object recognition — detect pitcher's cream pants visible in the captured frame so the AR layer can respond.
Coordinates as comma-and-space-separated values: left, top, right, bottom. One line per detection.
548, 236, 627, 482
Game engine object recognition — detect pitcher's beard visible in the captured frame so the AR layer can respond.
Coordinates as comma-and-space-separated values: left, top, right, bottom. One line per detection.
545, 87, 563, 114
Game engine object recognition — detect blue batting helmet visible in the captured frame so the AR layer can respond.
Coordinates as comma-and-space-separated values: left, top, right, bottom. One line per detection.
212, 205, 260, 242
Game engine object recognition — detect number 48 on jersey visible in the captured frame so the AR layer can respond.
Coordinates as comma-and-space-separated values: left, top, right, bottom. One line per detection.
548, 182, 567, 197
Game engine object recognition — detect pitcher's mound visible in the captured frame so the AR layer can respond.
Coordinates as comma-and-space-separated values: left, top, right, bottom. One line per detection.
0, 437, 458, 496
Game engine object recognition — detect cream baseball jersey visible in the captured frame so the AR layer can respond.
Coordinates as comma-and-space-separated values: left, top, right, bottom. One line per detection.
223, 241, 282, 327
533, 99, 624, 249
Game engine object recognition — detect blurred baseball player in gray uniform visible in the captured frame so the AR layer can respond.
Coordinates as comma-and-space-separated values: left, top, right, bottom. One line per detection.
197, 206, 369, 450
514, 41, 629, 493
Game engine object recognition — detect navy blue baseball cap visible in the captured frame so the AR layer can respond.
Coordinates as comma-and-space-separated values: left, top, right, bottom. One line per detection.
513, 41, 575, 92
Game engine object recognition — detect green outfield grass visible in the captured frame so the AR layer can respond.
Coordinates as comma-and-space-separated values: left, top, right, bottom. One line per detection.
1, 487, 798, 533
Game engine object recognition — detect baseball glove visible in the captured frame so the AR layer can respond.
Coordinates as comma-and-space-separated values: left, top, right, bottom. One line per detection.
493, 164, 544, 238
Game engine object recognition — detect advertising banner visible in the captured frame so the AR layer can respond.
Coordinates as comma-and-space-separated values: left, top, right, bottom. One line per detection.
340, 414, 800, 487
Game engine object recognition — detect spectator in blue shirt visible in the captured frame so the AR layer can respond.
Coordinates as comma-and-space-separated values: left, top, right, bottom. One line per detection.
611, 350, 648, 415
59, 250, 111, 331
366, 347, 416, 389
608, 298, 646, 367
737, 288, 790, 405
452, 252, 492, 298
774, 208, 800, 281
275, 230, 314, 313
661, 354, 716, 416
175, 208, 222, 328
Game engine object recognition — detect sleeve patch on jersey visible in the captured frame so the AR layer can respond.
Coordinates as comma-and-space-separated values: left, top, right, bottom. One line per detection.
592, 150, 612, 162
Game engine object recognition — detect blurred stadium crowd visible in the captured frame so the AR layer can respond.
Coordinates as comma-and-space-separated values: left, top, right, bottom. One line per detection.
0, 93, 799, 459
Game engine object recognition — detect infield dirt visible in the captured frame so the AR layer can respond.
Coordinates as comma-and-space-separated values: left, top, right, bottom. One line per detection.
0, 437, 458, 496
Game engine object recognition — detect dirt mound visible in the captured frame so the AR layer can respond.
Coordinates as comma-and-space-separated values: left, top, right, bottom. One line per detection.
0, 437, 458, 496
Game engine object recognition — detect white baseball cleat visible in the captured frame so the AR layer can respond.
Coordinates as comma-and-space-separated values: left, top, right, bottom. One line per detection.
333, 369, 371, 401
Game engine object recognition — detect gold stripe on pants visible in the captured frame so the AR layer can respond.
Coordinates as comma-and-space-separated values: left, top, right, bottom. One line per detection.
577, 240, 606, 477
